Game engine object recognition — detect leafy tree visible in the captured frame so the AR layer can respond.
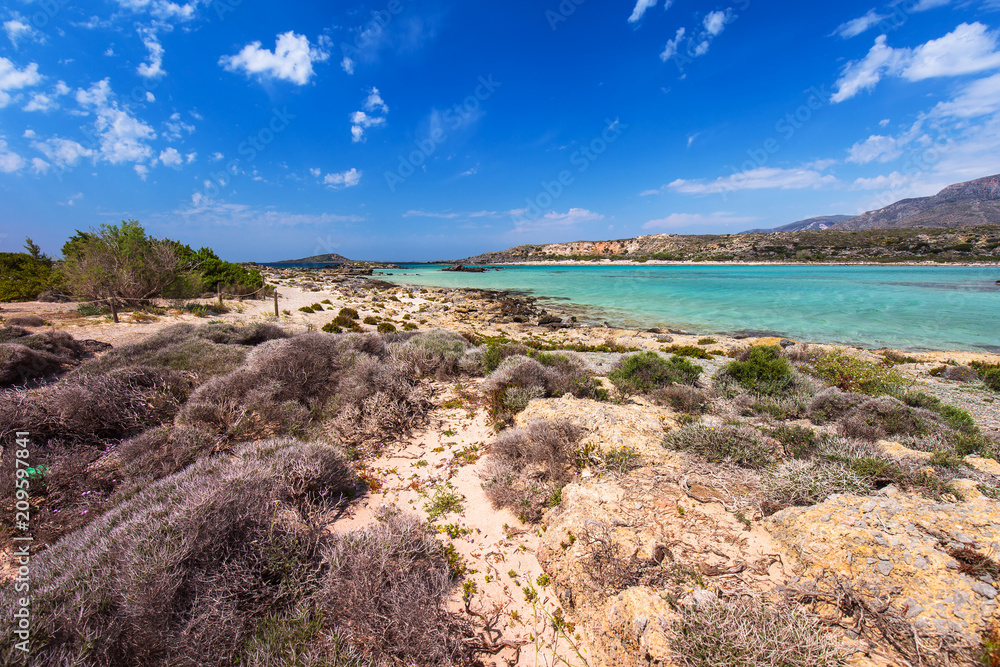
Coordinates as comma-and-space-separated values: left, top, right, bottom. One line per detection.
60, 220, 184, 322
0, 245, 53, 301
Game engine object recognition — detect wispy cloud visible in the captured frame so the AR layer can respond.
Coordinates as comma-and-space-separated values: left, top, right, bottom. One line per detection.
833, 23, 1000, 103
511, 207, 604, 233
0, 57, 41, 108
669, 167, 838, 194
642, 212, 757, 229
833, 9, 889, 39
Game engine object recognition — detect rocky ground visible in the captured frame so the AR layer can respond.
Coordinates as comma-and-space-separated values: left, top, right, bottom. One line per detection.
3, 268, 1000, 666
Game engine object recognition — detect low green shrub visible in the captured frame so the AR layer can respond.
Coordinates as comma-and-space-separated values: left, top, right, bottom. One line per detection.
609, 352, 702, 395
663, 344, 714, 359
377, 322, 397, 334
772, 425, 818, 458
814, 348, 903, 395
338, 307, 359, 319
721, 345, 793, 395
363, 315, 378, 325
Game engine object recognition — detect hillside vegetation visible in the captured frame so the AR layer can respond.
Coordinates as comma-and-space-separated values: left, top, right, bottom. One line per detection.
462, 225, 1000, 264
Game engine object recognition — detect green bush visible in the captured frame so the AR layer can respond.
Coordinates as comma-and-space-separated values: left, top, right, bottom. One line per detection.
814, 348, 903, 395
0, 251, 54, 301
723, 345, 793, 395
772, 425, 818, 458
983, 368, 1000, 393
377, 322, 397, 334
663, 344, 714, 359
338, 308, 359, 320
363, 315, 378, 325
609, 352, 702, 395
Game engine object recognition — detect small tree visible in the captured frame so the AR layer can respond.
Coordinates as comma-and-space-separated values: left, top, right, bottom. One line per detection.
60, 220, 183, 322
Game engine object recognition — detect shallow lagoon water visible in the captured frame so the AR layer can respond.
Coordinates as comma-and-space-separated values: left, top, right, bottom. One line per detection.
372, 264, 1000, 352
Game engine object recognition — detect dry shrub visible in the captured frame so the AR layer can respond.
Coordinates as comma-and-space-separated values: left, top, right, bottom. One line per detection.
319, 513, 473, 665
941, 365, 980, 382
0, 365, 192, 448
0, 344, 68, 386
180, 332, 429, 447
390, 329, 469, 379
481, 355, 598, 423
763, 459, 870, 509
6, 314, 45, 326
117, 425, 227, 483
663, 424, 773, 469
670, 595, 845, 667
481, 419, 582, 522
807, 386, 866, 424
194, 321, 290, 346
0, 330, 95, 386
0, 439, 356, 666
74, 323, 249, 383
653, 385, 709, 413
837, 397, 941, 441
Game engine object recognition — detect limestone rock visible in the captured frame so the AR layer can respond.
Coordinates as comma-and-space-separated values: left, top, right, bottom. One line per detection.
764, 491, 1000, 646
516, 394, 680, 464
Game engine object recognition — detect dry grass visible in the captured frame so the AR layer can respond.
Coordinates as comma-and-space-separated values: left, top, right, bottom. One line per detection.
669, 595, 845, 667
390, 329, 470, 379
663, 424, 774, 469
837, 397, 942, 441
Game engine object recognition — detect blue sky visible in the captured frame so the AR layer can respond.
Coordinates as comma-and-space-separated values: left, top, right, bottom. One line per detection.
2, 0, 1000, 261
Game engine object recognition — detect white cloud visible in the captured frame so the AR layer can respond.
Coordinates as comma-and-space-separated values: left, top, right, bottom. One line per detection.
185, 152, 196, 163
23, 80, 70, 113
703, 10, 731, 37
833, 10, 888, 39
628, 0, 658, 24
164, 112, 195, 140
135, 164, 149, 180
660, 27, 686, 61
642, 212, 757, 229
30, 136, 96, 168
112, 0, 199, 22
4, 19, 40, 47
846, 134, 903, 164
913, 0, 952, 10
350, 87, 388, 142
932, 72, 1000, 118
0, 138, 25, 173
75, 79, 157, 165
62, 192, 84, 206
833, 23, 1000, 103
159, 146, 182, 167
220, 31, 330, 85
210, 151, 224, 161
31, 157, 49, 174
0, 57, 42, 108
309, 167, 321, 177
512, 208, 603, 233
175, 196, 365, 228
341, 56, 355, 74
323, 168, 361, 189
850, 171, 912, 191
669, 167, 838, 194
137, 31, 165, 79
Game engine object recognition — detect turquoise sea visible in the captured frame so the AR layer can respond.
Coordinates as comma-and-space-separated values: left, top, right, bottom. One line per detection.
371, 264, 1000, 352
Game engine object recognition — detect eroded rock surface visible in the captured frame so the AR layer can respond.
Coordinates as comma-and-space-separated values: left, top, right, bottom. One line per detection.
766, 487, 1000, 649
